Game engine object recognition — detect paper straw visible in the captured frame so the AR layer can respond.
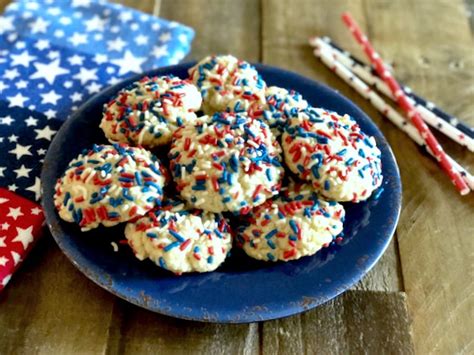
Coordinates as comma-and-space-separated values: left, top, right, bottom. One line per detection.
310, 37, 474, 152
313, 46, 474, 190
341, 12, 469, 195
309, 36, 474, 140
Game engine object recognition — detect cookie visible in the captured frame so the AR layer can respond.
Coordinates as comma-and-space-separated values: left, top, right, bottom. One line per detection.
236, 182, 345, 262
282, 107, 383, 202
100, 75, 202, 148
125, 200, 232, 274
54, 144, 167, 231
188, 55, 266, 114
169, 112, 284, 213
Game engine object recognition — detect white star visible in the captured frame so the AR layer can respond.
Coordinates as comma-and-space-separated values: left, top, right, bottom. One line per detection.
44, 109, 57, 119
13, 164, 31, 178
31, 207, 42, 215
0, 116, 14, 125
106, 67, 115, 74
15, 41, 26, 49
7, 206, 23, 220
73, 67, 98, 84
41, 90, 62, 105
26, 177, 42, 201
47, 51, 60, 60
3, 68, 20, 80
35, 125, 56, 140
10, 51, 37, 67
135, 34, 148, 46
151, 23, 161, 31
64, 81, 74, 89
0, 16, 14, 35
84, 15, 106, 31
93, 33, 103, 41
111, 50, 146, 75
72, 0, 91, 7
70, 92, 83, 102
11, 251, 21, 266
152, 45, 168, 58
30, 17, 50, 34
0, 256, 8, 267
107, 37, 126, 52
47, 7, 61, 16
178, 34, 188, 43
25, 2, 39, 10
68, 55, 84, 66
31, 59, 69, 84
8, 184, 18, 192
9, 143, 32, 159
37, 148, 47, 155
0, 237, 5, 247
1, 222, 9, 230
107, 77, 120, 86
7, 33, 18, 42
110, 26, 120, 34
1, 274, 11, 286
7, 93, 28, 108
25, 116, 38, 126
93, 54, 108, 64
35, 39, 50, 51
130, 23, 139, 31
86, 82, 102, 94
59, 16, 72, 25
69, 32, 88, 46
119, 11, 133, 22
0, 167, 5, 177
15, 80, 28, 89
8, 134, 18, 142
0, 81, 8, 93
13, 226, 34, 250
54, 30, 65, 38
159, 32, 172, 42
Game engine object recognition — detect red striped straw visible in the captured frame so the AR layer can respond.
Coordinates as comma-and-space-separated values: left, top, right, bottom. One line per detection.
341, 12, 470, 195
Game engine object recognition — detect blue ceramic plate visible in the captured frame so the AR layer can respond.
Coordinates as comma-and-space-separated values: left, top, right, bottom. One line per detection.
41, 63, 401, 323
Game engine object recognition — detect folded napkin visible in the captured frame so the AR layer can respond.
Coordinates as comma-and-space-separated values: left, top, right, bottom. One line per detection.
0, 0, 194, 290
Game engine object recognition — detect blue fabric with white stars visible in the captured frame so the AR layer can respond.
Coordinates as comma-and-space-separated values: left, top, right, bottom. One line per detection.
0, 0, 195, 201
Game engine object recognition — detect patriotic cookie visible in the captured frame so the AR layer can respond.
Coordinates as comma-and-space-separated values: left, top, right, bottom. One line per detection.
124, 200, 232, 274
227, 86, 309, 136
169, 112, 284, 213
100, 75, 202, 148
282, 107, 383, 202
188, 55, 266, 114
54, 144, 166, 231
236, 182, 345, 262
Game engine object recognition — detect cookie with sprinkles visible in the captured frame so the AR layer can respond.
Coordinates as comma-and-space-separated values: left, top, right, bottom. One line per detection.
188, 55, 266, 115
54, 144, 167, 231
282, 107, 383, 202
169, 112, 284, 213
100, 75, 202, 148
236, 182, 345, 262
227, 86, 309, 136
125, 200, 232, 274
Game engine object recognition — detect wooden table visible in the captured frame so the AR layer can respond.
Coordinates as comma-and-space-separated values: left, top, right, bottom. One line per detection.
1, 0, 473, 353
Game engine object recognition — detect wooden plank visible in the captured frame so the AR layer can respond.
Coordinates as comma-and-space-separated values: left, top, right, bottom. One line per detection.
159, 0, 261, 62
0, 237, 117, 354
361, 0, 474, 353
111, 0, 159, 15
262, 291, 414, 354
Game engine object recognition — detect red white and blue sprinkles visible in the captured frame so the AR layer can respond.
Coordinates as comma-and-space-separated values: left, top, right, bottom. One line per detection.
100, 75, 202, 148
282, 107, 383, 202
169, 112, 284, 213
125, 200, 232, 274
54, 144, 166, 231
236, 182, 345, 262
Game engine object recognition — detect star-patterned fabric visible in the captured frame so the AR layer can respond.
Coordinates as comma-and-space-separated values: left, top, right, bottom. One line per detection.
0, 0, 194, 290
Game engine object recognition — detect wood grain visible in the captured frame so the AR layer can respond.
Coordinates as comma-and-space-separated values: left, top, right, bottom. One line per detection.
361, 0, 474, 353
262, 291, 414, 354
